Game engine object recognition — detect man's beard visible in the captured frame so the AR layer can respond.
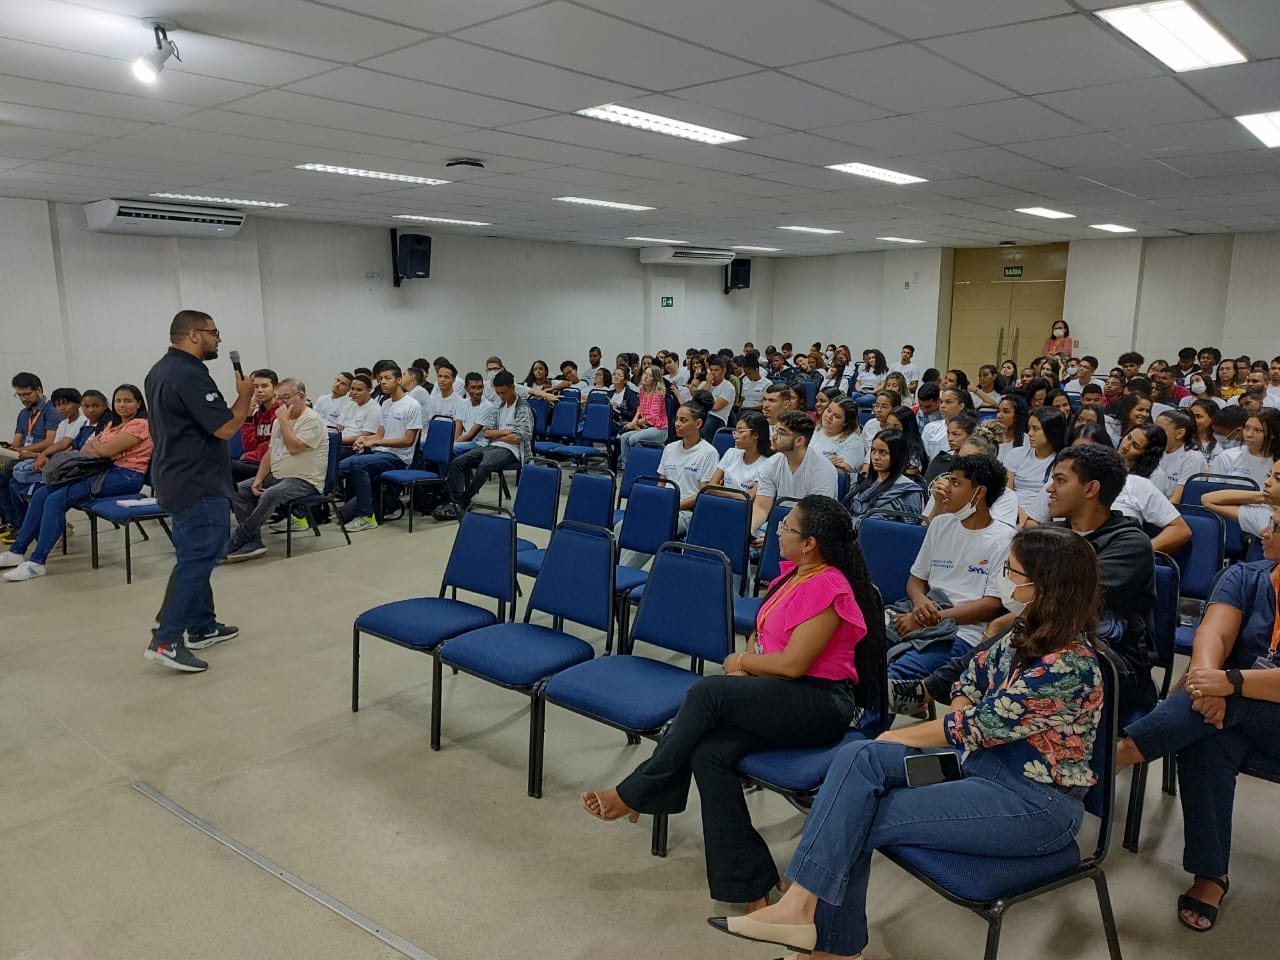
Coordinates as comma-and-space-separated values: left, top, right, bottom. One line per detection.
203, 346, 219, 360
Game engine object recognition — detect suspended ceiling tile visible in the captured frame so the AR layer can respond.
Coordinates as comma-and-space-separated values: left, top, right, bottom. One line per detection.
914, 98, 1090, 144
829, 0, 1075, 39
813, 115, 982, 155
671, 71, 890, 130
1035, 77, 1220, 131
322, 0, 543, 34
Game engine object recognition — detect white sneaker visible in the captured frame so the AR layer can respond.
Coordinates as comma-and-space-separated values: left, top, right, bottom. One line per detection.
3, 561, 46, 581
0, 550, 24, 568
268, 516, 310, 534
343, 515, 378, 533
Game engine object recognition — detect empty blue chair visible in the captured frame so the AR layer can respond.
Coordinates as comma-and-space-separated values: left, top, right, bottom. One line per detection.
351, 508, 516, 713
538, 542, 733, 798
526, 397, 550, 439
733, 500, 793, 636
683, 487, 751, 592
613, 443, 664, 525
879, 654, 1123, 960
613, 480, 680, 639
1170, 505, 1226, 654
533, 390, 581, 457
280, 432, 351, 558
434, 521, 616, 797
712, 427, 735, 458
228, 430, 244, 461
378, 414, 455, 532
517, 469, 615, 579
1181, 472, 1257, 560
86, 495, 173, 584
859, 516, 928, 606
547, 401, 613, 466
511, 460, 562, 553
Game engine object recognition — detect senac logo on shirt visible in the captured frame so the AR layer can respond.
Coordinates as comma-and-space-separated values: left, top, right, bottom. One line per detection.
967, 559, 991, 575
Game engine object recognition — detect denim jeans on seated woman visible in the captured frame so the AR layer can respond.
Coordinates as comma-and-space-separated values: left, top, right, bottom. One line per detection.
11, 466, 145, 564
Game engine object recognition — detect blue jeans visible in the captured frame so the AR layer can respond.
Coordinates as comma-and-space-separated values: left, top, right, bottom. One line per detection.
618, 427, 667, 468
153, 496, 230, 644
0, 470, 23, 526
888, 635, 973, 682
11, 467, 144, 564
789, 741, 1084, 956
338, 451, 403, 516
854, 393, 877, 407
1125, 688, 1280, 877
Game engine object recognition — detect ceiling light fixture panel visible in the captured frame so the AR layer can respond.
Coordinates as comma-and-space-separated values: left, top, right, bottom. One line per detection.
1015, 206, 1076, 219
1090, 223, 1137, 232
626, 236, 688, 243
394, 215, 490, 226
1236, 111, 1280, 148
554, 196, 655, 211
877, 236, 926, 243
731, 245, 781, 252
575, 104, 746, 144
150, 193, 287, 208
779, 225, 843, 234
296, 163, 449, 185
1096, 1, 1246, 72
826, 162, 927, 184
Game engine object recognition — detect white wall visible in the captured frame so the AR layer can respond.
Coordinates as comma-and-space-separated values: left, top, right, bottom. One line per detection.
1061, 237, 1144, 365
1223, 232, 1280, 363
1133, 235, 1235, 361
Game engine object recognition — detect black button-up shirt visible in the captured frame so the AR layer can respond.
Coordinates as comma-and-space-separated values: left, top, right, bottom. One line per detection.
143, 347, 234, 512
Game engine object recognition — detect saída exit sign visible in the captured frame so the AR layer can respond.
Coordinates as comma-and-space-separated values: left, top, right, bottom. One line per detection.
660, 296, 674, 307
1003, 266, 1023, 278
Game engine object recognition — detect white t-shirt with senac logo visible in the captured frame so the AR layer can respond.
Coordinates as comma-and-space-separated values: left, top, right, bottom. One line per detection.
909, 513, 1014, 647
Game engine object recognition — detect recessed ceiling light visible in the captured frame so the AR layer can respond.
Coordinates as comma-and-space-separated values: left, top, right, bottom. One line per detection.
877, 236, 926, 244
1090, 223, 1138, 233
1236, 111, 1280, 148
626, 236, 688, 244
1096, 2, 1246, 72
296, 163, 449, 185
554, 196, 655, 211
826, 162, 927, 185
151, 193, 287, 208
575, 104, 746, 145
1015, 206, 1076, 220
394, 215, 490, 226
731, 245, 781, 252
779, 225, 843, 235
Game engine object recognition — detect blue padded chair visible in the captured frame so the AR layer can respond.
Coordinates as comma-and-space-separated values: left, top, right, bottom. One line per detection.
547, 401, 613, 467
880, 652, 1123, 960
280, 432, 351, 558
1170, 505, 1226, 655
798, 380, 817, 411
613, 442, 664, 525
526, 397, 550, 439
511, 460, 561, 554
613, 479, 680, 640
858, 409, 875, 427
1122, 551, 1180, 852
1181, 472, 1258, 560
350, 507, 517, 714
586, 388, 611, 405
516, 468, 615, 580
538, 542, 733, 801
378, 414, 455, 532
86, 489, 173, 585
434, 520, 616, 797
859, 516, 928, 606
533, 389, 581, 457
733, 500, 794, 637
712, 426, 735, 458
228, 430, 244, 461
977, 409, 997, 422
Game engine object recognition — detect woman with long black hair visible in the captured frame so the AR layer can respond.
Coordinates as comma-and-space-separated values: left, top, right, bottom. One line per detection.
1002, 406, 1067, 517
844, 429, 923, 520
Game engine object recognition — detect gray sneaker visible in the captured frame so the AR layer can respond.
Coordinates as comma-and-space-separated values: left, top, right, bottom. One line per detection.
343, 515, 378, 533
144, 640, 208, 672
225, 540, 267, 563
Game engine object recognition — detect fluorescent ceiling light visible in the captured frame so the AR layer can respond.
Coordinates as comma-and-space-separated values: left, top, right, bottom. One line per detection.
554, 196, 654, 211
779, 225, 843, 235
826, 162, 927, 185
394, 215, 490, 226
877, 236, 926, 244
1236, 111, 1280, 148
1090, 223, 1137, 233
1096, 2, 1246, 72
296, 163, 449, 185
1015, 206, 1075, 219
575, 104, 746, 144
626, 237, 688, 244
732, 245, 781, 252
151, 193, 287, 208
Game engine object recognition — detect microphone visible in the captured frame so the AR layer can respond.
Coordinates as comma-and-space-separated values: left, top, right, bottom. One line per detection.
229, 350, 243, 377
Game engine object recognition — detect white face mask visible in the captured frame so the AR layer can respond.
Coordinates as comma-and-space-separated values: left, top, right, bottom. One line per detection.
996, 573, 1033, 616
1053, 328, 1066, 338
952, 490, 981, 523
1067, 366, 1078, 377
1190, 380, 1207, 395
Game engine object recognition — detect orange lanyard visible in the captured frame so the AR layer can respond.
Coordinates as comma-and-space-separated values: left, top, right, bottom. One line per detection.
757, 565, 829, 633
1269, 567, 1280, 658
25, 406, 40, 438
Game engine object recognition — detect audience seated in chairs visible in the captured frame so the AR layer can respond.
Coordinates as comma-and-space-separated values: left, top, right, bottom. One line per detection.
224, 378, 328, 562
6, 388, 96, 513
843, 429, 923, 521
1115, 505, 1280, 933
435, 370, 532, 521
1, 384, 152, 582
0, 372, 64, 536
749, 412, 837, 533
583, 496, 883, 910
617, 365, 667, 467
709, 524, 1106, 959
232, 369, 279, 483
337, 365, 422, 533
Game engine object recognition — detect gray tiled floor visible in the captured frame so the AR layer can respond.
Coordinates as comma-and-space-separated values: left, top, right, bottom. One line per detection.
2, 504, 1276, 959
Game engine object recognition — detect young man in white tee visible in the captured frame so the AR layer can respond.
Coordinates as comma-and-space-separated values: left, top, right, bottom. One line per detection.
749, 411, 838, 532
313, 372, 353, 428
889, 344, 920, 397
337, 374, 381, 454
888, 454, 1013, 682
663, 354, 692, 403
337, 365, 422, 532
738, 353, 769, 413
585, 346, 605, 386
426, 361, 466, 434
700, 356, 737, 442
454, 372, 494, 454
436, 370, 533, 519
400, 366, 433, 424
1064, 356, 1097, 397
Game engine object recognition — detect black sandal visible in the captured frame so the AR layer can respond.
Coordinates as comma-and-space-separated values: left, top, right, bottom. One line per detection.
1177, 876, 1229, 932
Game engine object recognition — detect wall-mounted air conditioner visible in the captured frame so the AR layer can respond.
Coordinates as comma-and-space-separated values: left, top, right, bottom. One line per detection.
639, 246, 735, 266
83, 199, 246, 238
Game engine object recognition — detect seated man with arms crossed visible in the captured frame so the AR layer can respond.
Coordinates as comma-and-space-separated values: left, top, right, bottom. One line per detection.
225, 378, 328, 562
435, 370, 532, 520
454, 372, 494, 454
337, 365, 422, 533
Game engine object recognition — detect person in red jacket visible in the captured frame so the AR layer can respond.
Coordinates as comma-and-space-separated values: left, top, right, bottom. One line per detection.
232, 369, 279, 482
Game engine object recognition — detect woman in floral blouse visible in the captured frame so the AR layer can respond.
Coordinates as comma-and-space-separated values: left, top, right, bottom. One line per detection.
708, 524, 1105, 959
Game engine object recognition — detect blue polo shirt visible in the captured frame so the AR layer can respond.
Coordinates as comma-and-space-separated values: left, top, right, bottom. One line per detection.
13, 397, 61, 445
1209, 560, 1279, 669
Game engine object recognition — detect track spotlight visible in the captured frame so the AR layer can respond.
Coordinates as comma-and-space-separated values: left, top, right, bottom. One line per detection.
132, 21, 180, 83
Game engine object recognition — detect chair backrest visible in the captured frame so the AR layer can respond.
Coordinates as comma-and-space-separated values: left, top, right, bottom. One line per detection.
527, 397, 549, 437
321, 432, 341, 495
526, 521, 616, 644
228, 430, 244, 460
858, 409, 875, 427
1179, 471, 1258, 507
563, 468, 615, 529
799, 379, 817, 410
440, 509, 517, 618
618, 479, 679, 554
630, 543, 734, 662
1151, 552, 1181, 695
1245, 536, 1265, 562
579, 401, 613, 444
854, 585, 890, 733
977, 409, 997, 422
712, 427, 735, 458
1083, 649, 1120, 864
686, 487, 751, 578
421, 414, 455, 468
1171, 504, 1225, 600
753, 500, 795, 594
858, 517, 928, 605
545, 393, 581, 440
836, 470, 849, 502
511, 461, 561, 532
586, 388, 611, 405
617, 443, 664, 504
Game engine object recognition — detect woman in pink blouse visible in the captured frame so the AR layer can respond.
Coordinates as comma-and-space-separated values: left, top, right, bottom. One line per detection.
582, 495, 884, 909
0, 384, 153, 582
617, 365, 671, 468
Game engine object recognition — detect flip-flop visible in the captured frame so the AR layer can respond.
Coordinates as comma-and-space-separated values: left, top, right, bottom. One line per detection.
1177, 876, 1229, 932
580, 790, 639, 823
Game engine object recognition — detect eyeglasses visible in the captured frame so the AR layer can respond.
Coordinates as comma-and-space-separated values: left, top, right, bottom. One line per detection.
778, 520, 802, 535
1002, 562, 1030, 579
276, 393, 297, 403
774, 429, 795, 439
193, 327, 221, 338
1265, 519, 1280, 536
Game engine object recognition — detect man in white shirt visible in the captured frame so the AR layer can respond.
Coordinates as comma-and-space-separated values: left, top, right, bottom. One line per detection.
551, 360, 585, 395
921, 388, 966, 460
337, 375, 381, 453
889, 344, 920, 396
401, 366, 433, 424
888, 453, 1013, 682
585, 346, 605, 386
1201, 459, 1280, 538
312, 372, 353, 428
437, 371, 533, 519
226, 377, 329, 561
662, 354, 692, 404
1064, 355, 1097, 397
426, 361, 466, 431
738, 353, 769, 412
338, 365, 422, 532
749, 411, 837, 531
455, 372, 494, 453
701, 355, 737, 441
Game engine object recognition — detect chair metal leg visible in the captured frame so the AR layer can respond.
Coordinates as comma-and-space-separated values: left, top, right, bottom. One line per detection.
333, 494, 351, 546
1163, 753, 1177, 796
124, 522, 133, 584
651, 814, 668, 858
286, 516, 294, 558
982, 906, 1005, 960
157, 518, 173, 542
1123, 762, 1149, 852
134, 520, 151, 542
528, 691, 546, 799
1093, 871, 1124, 960
625, 733, 641, 745
351, 626, 360, 712
407, 485, 415, 533
90, 515, 100, 568
430, 654, 444, 751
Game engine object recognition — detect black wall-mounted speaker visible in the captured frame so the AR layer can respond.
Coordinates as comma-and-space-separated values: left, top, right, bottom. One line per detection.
398, 234, 432, 279
726, 258, 751, 290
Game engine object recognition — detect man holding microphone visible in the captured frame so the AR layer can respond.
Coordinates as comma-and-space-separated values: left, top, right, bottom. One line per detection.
143, 310, 254, 673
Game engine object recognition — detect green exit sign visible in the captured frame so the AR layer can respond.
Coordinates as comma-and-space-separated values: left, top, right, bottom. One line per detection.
660, 296, 674, 307
1003, 266, 1023, 278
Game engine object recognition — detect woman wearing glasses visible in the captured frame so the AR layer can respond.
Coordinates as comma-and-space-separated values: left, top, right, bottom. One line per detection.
582, 496, 884, 913
1115, 504, 1280, 933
